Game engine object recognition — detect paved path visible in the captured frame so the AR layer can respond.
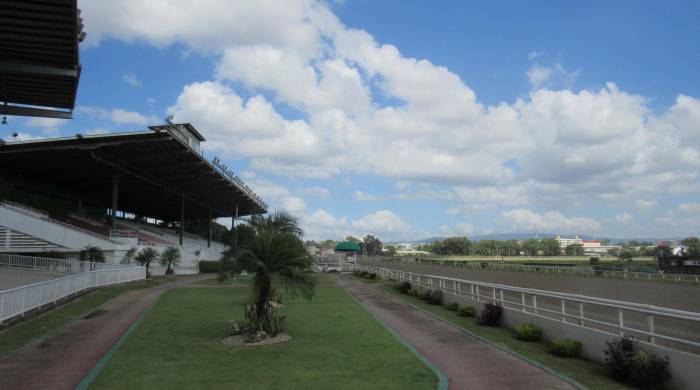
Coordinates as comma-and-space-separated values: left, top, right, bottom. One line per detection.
334, 275, 576, 390
0, 275, 210, 390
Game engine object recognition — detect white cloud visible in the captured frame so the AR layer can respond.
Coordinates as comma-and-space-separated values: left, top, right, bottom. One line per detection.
526, 62, 579, 90
528, 51, 542, 60
24, 117, 67, 136
76, 106, 158, 126
500, 209, 600, 234
122, 72, 142, 87
614, 212, 633, 223
352, 210, 410, 234
636, 199, 658, 212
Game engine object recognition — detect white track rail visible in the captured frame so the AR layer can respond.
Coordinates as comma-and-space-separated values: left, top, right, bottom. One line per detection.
0, 253, 120, 273
0, 266, 146, 323
356, 264, 700, 354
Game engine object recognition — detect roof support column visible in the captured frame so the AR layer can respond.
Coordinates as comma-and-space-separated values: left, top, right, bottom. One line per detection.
180, 193, 185, 246
233, 205, 239, 249
110, 171, 120, 233
207, 208, 212, 248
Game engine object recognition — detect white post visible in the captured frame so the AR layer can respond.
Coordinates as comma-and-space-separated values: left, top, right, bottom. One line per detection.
521, 293, 526, 312
475, 285, 480, 302
647, 315, 656, 344
578, 302, 584, 326
618, 309, 624, 336
532, 295, 538, 315
499, 290, 504, 305
561, 299, 566, 323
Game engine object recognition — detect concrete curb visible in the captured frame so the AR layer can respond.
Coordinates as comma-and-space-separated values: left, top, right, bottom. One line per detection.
75, 297, 159, 390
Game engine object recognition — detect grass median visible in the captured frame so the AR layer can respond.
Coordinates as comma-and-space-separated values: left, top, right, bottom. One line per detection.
89, 274, 437, 389
383, 282, 634, 390
0, 279, 160, 359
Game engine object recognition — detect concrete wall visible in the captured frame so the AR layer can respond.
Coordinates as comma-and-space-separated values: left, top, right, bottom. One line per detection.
438, 288, 700, 390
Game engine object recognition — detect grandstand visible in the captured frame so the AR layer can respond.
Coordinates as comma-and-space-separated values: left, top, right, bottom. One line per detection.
0, 124, 267, 272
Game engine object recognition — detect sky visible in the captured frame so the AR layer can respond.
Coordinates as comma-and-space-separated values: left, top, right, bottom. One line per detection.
3, 0, 700, 241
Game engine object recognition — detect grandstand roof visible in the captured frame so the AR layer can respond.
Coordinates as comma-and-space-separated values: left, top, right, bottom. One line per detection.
0, 126, 267, 220
0, 0, 84, 119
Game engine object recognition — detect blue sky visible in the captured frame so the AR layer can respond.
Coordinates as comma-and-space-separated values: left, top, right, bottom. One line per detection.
3, 1, 700, 241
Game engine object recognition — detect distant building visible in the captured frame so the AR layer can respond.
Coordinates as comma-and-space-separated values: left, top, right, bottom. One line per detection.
555, 235, 583, 248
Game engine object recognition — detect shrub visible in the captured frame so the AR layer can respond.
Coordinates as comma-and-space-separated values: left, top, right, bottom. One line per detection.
411, 289, 420, 297
458, 306, 476, 317
604, 337, 671, 388
422, 289, 433, 301
589, 256, 600, 265
199, 260, 221, 273
446, 302, 459, 311
79, 246, 105, 263
396, 281, 412, 294
477, 302, 503, 326
604, 337, 636, 381
514, 323, 543, 342
630, 351, 671, 389
427, 290, 444, 305
368, 272, 377, 279
549, 338, 582, 358
360, 271, 369, 278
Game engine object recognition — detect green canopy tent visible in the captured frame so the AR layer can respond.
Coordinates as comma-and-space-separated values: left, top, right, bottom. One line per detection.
335, 241, 360, 263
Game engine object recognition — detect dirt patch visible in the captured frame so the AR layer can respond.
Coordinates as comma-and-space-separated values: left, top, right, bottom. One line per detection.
222, 333, 292, 347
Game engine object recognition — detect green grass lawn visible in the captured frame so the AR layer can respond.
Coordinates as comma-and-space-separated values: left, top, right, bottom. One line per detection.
89, 275, 437, 390
0, 279, 160, 359
193, 276, 254, 286
383, 283, 633, 390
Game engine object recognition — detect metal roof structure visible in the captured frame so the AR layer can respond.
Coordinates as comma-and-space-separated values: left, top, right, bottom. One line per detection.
0, 125, 267, 221
1, 0, 84, 119
335, 241, 361, 252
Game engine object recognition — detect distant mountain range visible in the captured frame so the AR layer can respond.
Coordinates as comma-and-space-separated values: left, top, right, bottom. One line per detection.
393, 233, 682, 245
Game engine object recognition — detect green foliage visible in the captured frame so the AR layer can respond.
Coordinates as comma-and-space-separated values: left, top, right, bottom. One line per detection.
160, 247, 181, 274
396, 281, 412, 294
221, 210, 315, 336
458, 306, 476, 317
540, 238, 561, 256
79, 246, 105, 263
549, 338, 582, 358
385, 245, 398, 256
477, 302, 503, 326
604, 337, 671, 388
514, 323, 543, 342
135, 247, 159, 278
681, 236, 700, 257
199, 260, 221, 273
363, 235, 382, 256
426, 290, 443, 305
566, 243, 584, 256
589, 257, 600, 265
446, 302, 459, 311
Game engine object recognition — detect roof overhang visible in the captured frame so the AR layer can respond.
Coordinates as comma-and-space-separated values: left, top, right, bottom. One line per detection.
0, 0, 84, 119
0, 129, 268, 220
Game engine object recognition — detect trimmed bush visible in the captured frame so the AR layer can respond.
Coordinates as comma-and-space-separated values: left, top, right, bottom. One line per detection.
589, 256, 600, 265
368, 272, 377, 279
360, 271, 369, 278
514, 323, 543, 342
396, 281, 412, 294
604, 337, 671, 389
427, 290, 443, 305
477, 302, 503, 326
422, 289, 433, 301
549, 338, 582, 358
199, 260, 221, 273
458, 306, 476, 317
446, 302, 459, 311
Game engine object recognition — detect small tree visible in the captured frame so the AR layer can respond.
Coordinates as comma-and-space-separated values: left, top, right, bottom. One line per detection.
80, 246, 105, 270
160, 247, 181, 275
135, 247, 159, 278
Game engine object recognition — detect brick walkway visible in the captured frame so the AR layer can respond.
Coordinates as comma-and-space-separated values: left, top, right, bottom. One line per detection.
334, 275, 576, 390
0, 275, 209, 390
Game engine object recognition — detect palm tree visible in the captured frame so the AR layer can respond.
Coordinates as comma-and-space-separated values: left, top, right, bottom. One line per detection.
222, 211, 315, 336
160, 247, 181, 275
135, 247, 159, 278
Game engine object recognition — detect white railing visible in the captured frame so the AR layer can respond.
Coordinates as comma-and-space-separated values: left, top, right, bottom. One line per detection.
385, 257, 700, 284
356, 264, 700, 354
0, 266, 146, 323
0, 253, 119, 273
311, 262, 354, 273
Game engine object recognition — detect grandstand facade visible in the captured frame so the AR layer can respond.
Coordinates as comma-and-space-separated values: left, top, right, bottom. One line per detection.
0, 124, 267, 271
